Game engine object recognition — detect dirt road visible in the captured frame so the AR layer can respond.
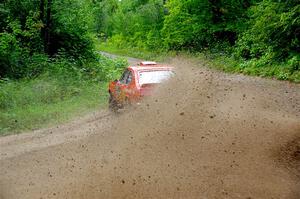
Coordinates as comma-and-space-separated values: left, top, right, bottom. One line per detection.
0, 55, 299, 199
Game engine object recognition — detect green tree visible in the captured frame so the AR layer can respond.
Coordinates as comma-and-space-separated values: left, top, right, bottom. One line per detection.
162, 0, 212, 50
96, 0, 165, 49
0, 0, 97, 78
162, 0, 258, 50
236, 0, 300, 64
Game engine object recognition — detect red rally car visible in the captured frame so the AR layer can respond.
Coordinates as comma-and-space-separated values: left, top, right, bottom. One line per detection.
108, 61, 173, 111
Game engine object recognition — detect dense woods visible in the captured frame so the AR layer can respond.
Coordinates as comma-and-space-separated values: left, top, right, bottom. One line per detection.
0, 0, 299, 133
0, 0, 98, 79
97, 0, 299, 80
1, 0, 299, 80
0, 0, 126, 134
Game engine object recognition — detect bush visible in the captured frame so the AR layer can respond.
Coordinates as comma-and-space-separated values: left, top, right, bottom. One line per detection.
0, 53, 127, 110
0, 0, 99, 79
0, 53, 128, 134
236, 1, 300, 62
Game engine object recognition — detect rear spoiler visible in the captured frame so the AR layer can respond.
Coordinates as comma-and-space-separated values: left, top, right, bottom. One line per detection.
138, 61, 157, 66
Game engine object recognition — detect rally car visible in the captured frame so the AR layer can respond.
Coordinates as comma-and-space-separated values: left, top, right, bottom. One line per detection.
108, 61, 173, 112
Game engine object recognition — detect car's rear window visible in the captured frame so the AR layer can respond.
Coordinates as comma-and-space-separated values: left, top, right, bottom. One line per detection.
138, 70, 173, 85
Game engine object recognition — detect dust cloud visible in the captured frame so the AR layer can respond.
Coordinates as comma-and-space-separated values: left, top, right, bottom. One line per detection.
1, 58, 300, 199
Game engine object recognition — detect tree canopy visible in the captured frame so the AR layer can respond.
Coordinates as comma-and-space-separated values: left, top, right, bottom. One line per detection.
0, 0, 96, 78
1, 0, 299, 80
95, 0, 299, 76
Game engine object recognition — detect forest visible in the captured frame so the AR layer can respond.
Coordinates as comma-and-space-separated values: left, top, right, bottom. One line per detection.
97, 0, 299, 80
0, 0, 299, 134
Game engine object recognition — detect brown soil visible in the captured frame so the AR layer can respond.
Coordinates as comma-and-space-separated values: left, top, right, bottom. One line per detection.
0, 56, 299, 199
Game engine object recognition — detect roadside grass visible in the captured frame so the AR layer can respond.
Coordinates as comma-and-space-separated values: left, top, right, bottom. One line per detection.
0, 54, 127, 136
193, 52, 300, 83
0, 77, 108, 136
96, 41, 300, 83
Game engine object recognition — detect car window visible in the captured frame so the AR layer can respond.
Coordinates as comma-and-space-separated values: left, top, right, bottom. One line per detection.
138, 70, 173, 85
119, 70, 133, 85
126, 71, 133, 85
119, 70, 129, 84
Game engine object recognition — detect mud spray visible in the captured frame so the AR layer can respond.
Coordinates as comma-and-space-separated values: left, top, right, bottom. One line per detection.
1, 58, 300, 199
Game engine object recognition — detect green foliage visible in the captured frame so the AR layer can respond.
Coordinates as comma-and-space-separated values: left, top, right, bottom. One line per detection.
162, 0, 261, 50
50, 0, 95, 58
99, 0, 257, 50
0, 54, 127, 134
193, 51, 299, 83
93, 0, 119, 36
0, 0, 131, 134
97, 0, 299, 81
0, 0, 99, 79
0, 54, 127, 111
0, 1, 42, 77
236, 0, 299, 60
235, 0, 299, 78
162, 0, 212, 49
2, 0, 298, 82
95, 0, 165, 50
0, 79, 106, 135
0, 21, 22, 77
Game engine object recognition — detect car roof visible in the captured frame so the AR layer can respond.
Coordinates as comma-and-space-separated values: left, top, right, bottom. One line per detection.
129, 66, 173, 71
128, 61, 173, 72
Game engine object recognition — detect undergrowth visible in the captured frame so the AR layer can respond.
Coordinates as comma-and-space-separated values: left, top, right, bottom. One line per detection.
0, 54, 127, 135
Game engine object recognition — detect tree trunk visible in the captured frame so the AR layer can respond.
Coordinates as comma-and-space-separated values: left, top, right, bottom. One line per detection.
40, 0, 45, 52
45, 0, 52, 55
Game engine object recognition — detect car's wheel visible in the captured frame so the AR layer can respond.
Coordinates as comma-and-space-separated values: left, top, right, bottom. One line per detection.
109, 94, 118, 113
119, 97, 131, 112
124, 97, 131, 107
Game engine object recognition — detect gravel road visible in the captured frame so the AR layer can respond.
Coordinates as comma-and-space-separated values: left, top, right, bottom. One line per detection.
0, 55, 299, 199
